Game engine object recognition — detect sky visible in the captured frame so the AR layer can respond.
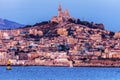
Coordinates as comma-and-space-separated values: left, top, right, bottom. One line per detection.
0, 0, 120, 32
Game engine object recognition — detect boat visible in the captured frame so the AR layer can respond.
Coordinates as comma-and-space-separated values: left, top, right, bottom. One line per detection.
6, 60, 11, 70
6, 66, 11, 70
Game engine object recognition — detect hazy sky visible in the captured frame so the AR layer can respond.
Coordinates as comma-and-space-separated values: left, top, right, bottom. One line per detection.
0, 0, 120, 32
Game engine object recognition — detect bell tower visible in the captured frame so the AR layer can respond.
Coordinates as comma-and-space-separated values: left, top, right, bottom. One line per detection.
58, 3, 61, 11
58, 3, 62, 17
57, 3, 63, 22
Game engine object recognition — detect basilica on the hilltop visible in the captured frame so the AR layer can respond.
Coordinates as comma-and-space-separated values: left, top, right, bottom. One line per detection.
51, 3, 71, 23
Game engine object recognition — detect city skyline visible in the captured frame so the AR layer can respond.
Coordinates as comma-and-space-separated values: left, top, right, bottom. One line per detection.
0, 0, 120, 32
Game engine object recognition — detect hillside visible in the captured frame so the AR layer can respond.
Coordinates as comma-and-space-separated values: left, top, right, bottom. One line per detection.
0, 18, 119, 66
0, 18, 24, 29
0, 4, 120, 66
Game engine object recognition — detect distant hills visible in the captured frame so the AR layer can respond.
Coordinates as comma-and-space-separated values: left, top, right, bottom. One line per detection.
0, 18, 24, 30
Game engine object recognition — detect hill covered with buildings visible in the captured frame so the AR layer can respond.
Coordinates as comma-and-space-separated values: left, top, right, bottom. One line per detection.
0, 4, 120, 66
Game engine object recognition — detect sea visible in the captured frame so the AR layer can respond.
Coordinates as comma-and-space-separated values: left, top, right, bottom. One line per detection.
0, 66, 120, 80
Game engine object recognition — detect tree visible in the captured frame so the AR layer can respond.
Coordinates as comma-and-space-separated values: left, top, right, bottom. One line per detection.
109, 31, 115, 38
76, 19, 81, 24
57, 44, 69, 51
97, 45, 104, 57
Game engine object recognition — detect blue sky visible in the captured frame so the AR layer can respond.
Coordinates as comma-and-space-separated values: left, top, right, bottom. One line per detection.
0, 0, 120, 32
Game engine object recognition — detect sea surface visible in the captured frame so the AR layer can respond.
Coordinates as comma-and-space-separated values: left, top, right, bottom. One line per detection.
0, 66, 120, 80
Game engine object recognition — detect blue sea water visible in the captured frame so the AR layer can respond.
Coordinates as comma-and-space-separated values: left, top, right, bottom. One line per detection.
0, 66, 120, 80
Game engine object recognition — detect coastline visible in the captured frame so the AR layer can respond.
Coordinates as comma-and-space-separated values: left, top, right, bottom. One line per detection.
1, 65, 120, 68
1, 60, 120, 68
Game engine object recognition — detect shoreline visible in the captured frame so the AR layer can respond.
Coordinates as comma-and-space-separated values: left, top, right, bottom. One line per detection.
1, 65, 120, 68
2, 59, 120, 68
2, 64, 120, 68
